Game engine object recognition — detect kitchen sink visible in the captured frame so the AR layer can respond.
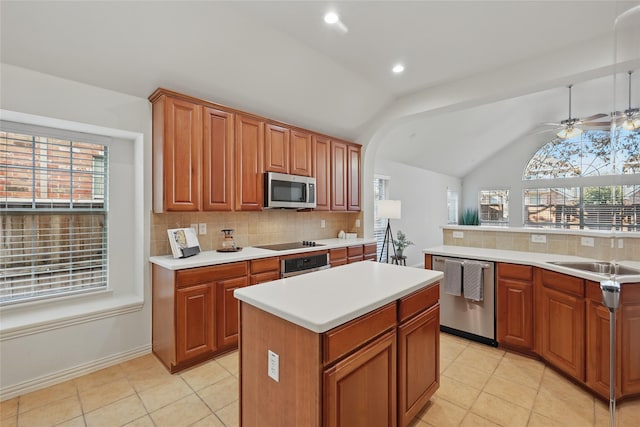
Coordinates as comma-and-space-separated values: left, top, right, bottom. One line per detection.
547, 261, 640, 276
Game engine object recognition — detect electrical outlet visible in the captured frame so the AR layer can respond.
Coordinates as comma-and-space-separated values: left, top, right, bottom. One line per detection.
531, 234, 547, 244
618, 239, 624, 249
355, 219, 361, 228
190, 224, 198, 234
198, 223, 207, 235
268, 350, 279, 382
321, 219, 326, 228
581, 237, 595, 247
452, 231, 464, 239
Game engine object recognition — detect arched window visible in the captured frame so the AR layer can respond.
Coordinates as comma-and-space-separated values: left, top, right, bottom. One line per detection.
522, 129, 640, 231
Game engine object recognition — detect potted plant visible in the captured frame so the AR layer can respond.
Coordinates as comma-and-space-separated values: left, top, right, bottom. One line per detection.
460, 208, 480, 225
393, 230, 414, 258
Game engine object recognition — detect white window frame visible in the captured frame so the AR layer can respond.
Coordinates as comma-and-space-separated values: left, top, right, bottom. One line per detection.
478, 188, 510, 226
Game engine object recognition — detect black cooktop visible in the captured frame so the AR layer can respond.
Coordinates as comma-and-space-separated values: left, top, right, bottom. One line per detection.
254, 241, 324, 251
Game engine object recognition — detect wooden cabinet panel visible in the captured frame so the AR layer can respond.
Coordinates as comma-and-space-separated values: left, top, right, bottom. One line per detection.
330, 248, 347, 267
235, 114, 264, 211
176, 262, 248, 288
622, 303, 640, 395
250, 271, 280, 285
176, 284, 215, 364
364, 243, 377, 261
323, 303, 396, 366
498, 263, 533, 281
216, 275, 248, 349
347, 245, 364, 264
347, 144, 361, 211
264, 123, 289, 174
250, 257, 279, 274
497, 278, 533, 350
424, 254, 433, 270
158, 96, 202, 211
324, 330, 397, 427
202, 107, 233, 211
330, 141, 348, 211
290, 129, 312, 177
312, 135, 331, 211
398, 284, 439, 323
586, 298, 621, 399
540, 269, 584, 297
398, 304, 439, 427
540, 286, 585, 380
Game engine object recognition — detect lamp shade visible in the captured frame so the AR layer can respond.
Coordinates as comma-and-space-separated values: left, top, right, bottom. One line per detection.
377, 200, 401, 219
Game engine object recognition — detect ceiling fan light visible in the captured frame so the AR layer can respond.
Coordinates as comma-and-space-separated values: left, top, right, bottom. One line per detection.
557, 127, 583, 139
622, 117, 640, 130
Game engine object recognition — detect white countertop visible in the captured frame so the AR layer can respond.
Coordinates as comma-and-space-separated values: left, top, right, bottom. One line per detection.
149, 238, 376, 270
423, 245, 640, 283
234, 262, 443, 333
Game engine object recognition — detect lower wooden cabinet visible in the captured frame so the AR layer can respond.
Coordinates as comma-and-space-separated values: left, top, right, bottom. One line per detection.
497, 263, 534, 350
586, 294, 621, 398
216, 276, 248, 349
621, 289, 640, 395
330, 247, 348, 267
364, 243, 377, 261
347, 245, 364, 263
324, 331, 397, 427
176, 283, 215, 364
397, 304, 439, 427
249, 257, 280, 285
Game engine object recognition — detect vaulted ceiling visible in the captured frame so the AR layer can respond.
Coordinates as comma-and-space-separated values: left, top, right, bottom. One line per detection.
2, 1, 639, 178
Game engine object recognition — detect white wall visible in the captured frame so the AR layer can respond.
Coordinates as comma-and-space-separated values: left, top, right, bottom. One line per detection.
0, 63, 152, 398
375, 159, 460, 267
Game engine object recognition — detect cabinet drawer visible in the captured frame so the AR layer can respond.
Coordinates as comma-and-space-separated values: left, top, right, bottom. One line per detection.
323, 303, 397, 366
498, 263, 533, 281
250, 271, 280, 285
176, 262, 248, 287
540, 269, 584, 297
398, 283, 440, 323
347, 245, 363, 257
250, 257, 279, 274
364, 243, 377, 256
330, 248, 347, 263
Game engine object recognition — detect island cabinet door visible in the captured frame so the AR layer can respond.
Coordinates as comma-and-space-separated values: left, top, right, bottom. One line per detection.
176, 283, 215, 364
621, 301, 640, 395
398, 304, 440, 427
216, 276, 248, 349
323, 330, 397, 427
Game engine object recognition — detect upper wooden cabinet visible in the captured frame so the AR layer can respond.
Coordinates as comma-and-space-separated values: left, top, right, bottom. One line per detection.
264, 123, 289, 174
312, 135, 331, 211
202, 107, 234, 211
347, 144, 361, 211
152, 94, 203, 212
330, 141, 348, 211
290, 129, 312, 177
235, 114, 265, 211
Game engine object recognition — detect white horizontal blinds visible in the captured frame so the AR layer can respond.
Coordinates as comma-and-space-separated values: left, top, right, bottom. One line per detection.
373, 177, 388, 261
523, 186, 640, 231
479, 189, 509, 225
0, 129, 108, 304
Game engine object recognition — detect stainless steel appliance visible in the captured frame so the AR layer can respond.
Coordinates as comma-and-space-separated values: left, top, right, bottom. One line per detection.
432, 255, 496, 346
264, 172, 316, 209
281, 252, 330, 278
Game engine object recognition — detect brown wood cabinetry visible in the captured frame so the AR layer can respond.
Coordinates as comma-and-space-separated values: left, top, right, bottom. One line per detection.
152, 261, 248, 373
330, 248, 347, 267
235, 114, 264, 211
621, 285, 640, 395
202, 106, 234, 211
290, 129, 312, 177
151, 94, 202, 212
347, 245, 364, 263
347, 144, 361, 211
249, 257, 280, 285
538, 270, 585, 380
312, 135, 331, 211
264, 123, 289, 174
331, 141, 348, 211
497, 263, 534, 351
324, 331, 397, 427
364, 243, 377, 261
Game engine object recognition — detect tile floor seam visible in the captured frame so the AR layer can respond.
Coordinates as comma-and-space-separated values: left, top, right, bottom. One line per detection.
191, 388, 225, 426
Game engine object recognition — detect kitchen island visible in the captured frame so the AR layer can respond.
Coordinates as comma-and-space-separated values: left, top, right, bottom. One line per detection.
234, 261, 443, 427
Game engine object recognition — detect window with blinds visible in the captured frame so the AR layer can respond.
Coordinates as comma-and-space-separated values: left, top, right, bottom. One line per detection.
479, 189, 509, 226
373, 176, 389, 261
0, 128, 108, 305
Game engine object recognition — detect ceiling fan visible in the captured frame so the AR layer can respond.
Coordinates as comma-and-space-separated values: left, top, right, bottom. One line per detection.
543, 84, 609, 139
613, 71, 640, 131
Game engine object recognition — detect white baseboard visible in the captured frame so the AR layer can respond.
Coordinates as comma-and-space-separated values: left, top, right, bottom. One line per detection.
0, 344, 152, 400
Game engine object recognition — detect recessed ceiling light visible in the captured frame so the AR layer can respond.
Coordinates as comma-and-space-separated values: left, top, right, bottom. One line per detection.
392, 64, 405, 74
324, 12, 339, 24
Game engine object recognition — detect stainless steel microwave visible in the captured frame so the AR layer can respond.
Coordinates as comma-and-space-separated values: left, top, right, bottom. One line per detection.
264, 172, 316, 209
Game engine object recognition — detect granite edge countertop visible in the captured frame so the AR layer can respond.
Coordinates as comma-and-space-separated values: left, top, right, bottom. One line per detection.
423, 245, 640, 284
150, 238, 377, 270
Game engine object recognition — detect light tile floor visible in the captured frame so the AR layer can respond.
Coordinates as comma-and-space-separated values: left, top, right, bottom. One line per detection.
1, 333, 638, 426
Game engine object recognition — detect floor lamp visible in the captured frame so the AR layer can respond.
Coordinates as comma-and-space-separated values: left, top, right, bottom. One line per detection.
377, 200, 401, 263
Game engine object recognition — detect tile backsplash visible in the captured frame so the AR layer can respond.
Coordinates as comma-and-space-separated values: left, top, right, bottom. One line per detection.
151, 210, 363, 256
442, 227, 639, 261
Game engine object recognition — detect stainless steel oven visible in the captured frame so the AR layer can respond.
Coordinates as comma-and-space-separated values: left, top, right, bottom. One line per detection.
281, 252, 330, 278
432, 255, 496, 346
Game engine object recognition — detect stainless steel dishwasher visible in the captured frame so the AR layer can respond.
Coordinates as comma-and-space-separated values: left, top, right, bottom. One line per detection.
432, 255, 496, 346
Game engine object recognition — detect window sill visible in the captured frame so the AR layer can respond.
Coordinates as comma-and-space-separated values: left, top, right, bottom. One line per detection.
0, 291, 144, 341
